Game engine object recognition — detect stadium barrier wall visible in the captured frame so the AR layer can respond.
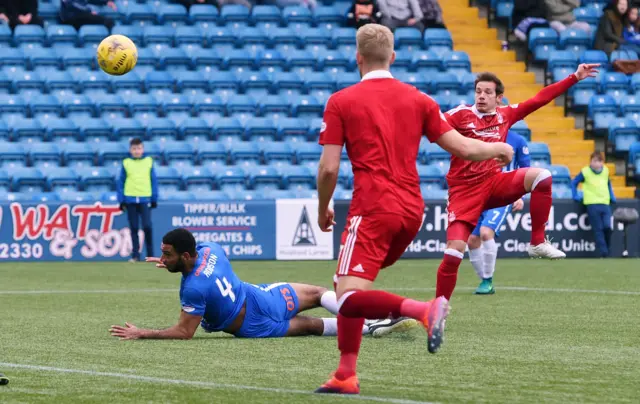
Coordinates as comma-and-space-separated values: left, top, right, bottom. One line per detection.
0, 199, 637, 261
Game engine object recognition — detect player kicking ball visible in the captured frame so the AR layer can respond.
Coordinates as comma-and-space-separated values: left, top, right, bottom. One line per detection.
109, 228, 416, 341
314, 24, 514, 395
435, 65, 599, 302
468, 130, 530, 295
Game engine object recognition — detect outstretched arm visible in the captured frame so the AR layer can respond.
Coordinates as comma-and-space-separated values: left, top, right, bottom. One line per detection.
508, 64, 599, 123
109, 311, 202, 340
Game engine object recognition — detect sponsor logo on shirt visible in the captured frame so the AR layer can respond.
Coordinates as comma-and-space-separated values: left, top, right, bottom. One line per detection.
351, 264, 365, 273
467, 122, 476, 128
522, 146, 529, 155
320, 121, 327, 132
448, 210, 456, 223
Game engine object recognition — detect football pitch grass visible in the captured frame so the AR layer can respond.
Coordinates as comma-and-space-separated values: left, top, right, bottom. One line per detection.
1, 258, 639, 404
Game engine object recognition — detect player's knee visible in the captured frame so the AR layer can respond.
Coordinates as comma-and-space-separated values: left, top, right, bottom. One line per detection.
446, 239, 466, 253
528, 168, 552, 191
467, 235, 481, 249
480, 228, 495, 242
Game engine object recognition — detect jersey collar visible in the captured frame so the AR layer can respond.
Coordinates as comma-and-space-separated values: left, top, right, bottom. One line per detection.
361, 70, 394, 81
472, 105, 498, 118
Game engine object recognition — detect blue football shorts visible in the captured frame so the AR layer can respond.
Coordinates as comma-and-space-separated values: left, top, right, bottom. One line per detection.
234, 282, 300, 338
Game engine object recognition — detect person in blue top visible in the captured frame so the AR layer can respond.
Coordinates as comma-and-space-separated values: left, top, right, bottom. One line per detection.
467, 130, 531, 295
570, 151, 617, 257
110, 228, 416, 340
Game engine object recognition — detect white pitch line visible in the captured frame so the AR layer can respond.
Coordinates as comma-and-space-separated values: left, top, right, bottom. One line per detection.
0, 362, 437, 404
1, 286, 639, 296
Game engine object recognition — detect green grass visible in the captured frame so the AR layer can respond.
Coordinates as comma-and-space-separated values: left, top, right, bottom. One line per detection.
1, 259, 640, 403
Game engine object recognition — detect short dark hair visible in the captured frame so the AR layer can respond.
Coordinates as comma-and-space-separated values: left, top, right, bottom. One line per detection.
590, 151, 604, 162
130, 138, 143, 146
162, 228, 196, 256
475, 72, 505, 95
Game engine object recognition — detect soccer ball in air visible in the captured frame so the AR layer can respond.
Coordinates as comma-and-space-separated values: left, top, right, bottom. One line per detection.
96, 35, 138, 76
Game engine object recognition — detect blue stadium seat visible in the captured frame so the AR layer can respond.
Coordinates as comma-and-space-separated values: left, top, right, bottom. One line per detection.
124, 93, 158, 118
213, 116, 244, 139
205, 26, 235, 47
599, 72, 629, 99
146, 118, 179, 140
78, 25, 109, 46
42, 117, 80, 143
621, 94, 640, 118
112, 25, 144, 44
0, 48, 26, 69
548, 164, 571, 185
608, 118, 640, 155
629, 143, 640, 180
57, 191, 95, 202
569, 77, 598, 112
96, 142, 129, 167
216, 166, 247, 190
611, 49, 638, 62
32, 192, 60, 202
631, 73, 640, 93
588, 94, 619, 136
313, 5, 344, 25
189, 4, 219, 24
261, 142, 293, 164
227, 94, 258, 116
510, 120, 532, 141
574, 6, 602, 25
111, 118, 146, 141
62, 142, 95, 167
0, 121, 8, 141
432, 72, 461, 95
251, 5, 282, 25
270, 71, 304, 93
10, 167, 46, 192
46, 167, 80, 192
300, 70, 335, 93
143, 25, 175, 47
547, 50, 578, 72
27, 142, 60, 169
193, 190, 231, 201
395, 27, 423, 48
528, 27, 558, 50
123, 3, 157, 25
46, 25, 78, 46
235, 70, 271, 96
225, 189, 265, 200
335, 70, 360, 90
233, 26, 268, 47
229, 141, 261, 164
220, 4, 251, 23
163, 141, 195, 166
80, 166, 115, 192
246, 165, 282, 190
0, 22, 11, 45
61, 48, 95, 69
417, 164, 445, 187
87, 93, 126, 118
0, 168, 9, 191
421, 142, 450, 165
197, 141, 228, 165
244, 117, 278, 141
260, 189, 295, 199
157, 47, 192, 71
278, 165, 315, 190
0, 142, 27, 168
396, 71, 429, 92
314, 48, 351, 71
159, 191, 196, 202
0, 94, 27, 117
174, 70, 208, 93
12, 119, 46, 142
44, 70, 75, 94
579, 49, 608, 70
559, 27, 591, 50
291, 94, 323, 117
278, 117, 309, 141
421, 186, 448, 200
73, 117, 112, 142
179, 117, 211, 142
158, 4, 189, 25
299, 27, 332, 47
258, 94, 291, 117
496, 1, 514, 28
5, 68, 44, 92
332, 27, 356, 47
145, 71, 175, 92
424, 29, 453, 49
282, 5, 312, 25
28, 46, 61, 70
191, 93, 225, 116
175, 25, 205, 47
294, 142, 322, 163
72, 69, 110, 93
528, 142, 552, 165
14, 25, 46, 45
443, 51, 471, 72
29, 94, 62, 117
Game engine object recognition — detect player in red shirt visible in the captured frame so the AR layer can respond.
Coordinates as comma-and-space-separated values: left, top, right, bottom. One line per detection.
313, 24, 514, 395
435, 66, 599, 303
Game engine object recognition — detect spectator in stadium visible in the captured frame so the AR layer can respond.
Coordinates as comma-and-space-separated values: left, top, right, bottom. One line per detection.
512, 0, 549, 42
174, 0, 253, 10
59, 0, 117, 31
4, 0, 44, 29
544, 0, 592, 34
378, 0, 425, 32
347, 0, 382, 29
0, 1, 9, 25
417, 0, 445, 29
594, 0, 627, 55
622, 5, 640, 51
117, 138, 158, 263
570, 152, 616, 258
263, 0, 317, 7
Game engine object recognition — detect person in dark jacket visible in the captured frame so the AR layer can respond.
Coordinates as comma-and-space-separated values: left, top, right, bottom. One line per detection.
59, 0, 117, 31
347, 0, 382, 28
594, 0, 627, 54
4, 0, 44, 29
622, 5, 640, 52
512, 0, 549, 41
417, 0, 445, 29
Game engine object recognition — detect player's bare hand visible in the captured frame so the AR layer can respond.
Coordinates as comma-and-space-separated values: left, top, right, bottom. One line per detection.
493, 143, 514, 167
109, 322, 141, 340
574, 63, 600, 80
512, 198, 524, 212
318, 208, 336, 232
145, 257, 167, 269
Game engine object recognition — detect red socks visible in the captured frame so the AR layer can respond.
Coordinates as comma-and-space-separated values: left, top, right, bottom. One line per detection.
530, 175, 552, 246
435, 249, 463, 300
335, 314, 364, 380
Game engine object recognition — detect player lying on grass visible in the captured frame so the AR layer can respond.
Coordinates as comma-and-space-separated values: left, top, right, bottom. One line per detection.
110, 228, 417, 341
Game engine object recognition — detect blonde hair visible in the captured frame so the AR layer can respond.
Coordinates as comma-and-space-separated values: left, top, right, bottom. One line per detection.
356, 24, 394, 66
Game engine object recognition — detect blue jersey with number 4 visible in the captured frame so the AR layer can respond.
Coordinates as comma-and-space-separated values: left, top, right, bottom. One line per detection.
179, 242, 247, 332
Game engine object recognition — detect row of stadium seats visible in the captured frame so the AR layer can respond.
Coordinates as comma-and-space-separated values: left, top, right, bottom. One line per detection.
2, 24, 454, 51
0, 45, 466, 74
0, 114, 533, 142
494, 0, 608, 31
34, 3, 352, 28
0, 67, 476, 95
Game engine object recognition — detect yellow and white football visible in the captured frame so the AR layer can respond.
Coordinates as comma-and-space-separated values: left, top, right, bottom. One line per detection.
96, 34, 138, 76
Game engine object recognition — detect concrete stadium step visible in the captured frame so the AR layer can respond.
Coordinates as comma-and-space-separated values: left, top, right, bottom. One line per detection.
525, 117, 577, 131
472, 61, 526, 72
465, 50, 517, 63
615, 187, 636, 198
533, 129, 586, 140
